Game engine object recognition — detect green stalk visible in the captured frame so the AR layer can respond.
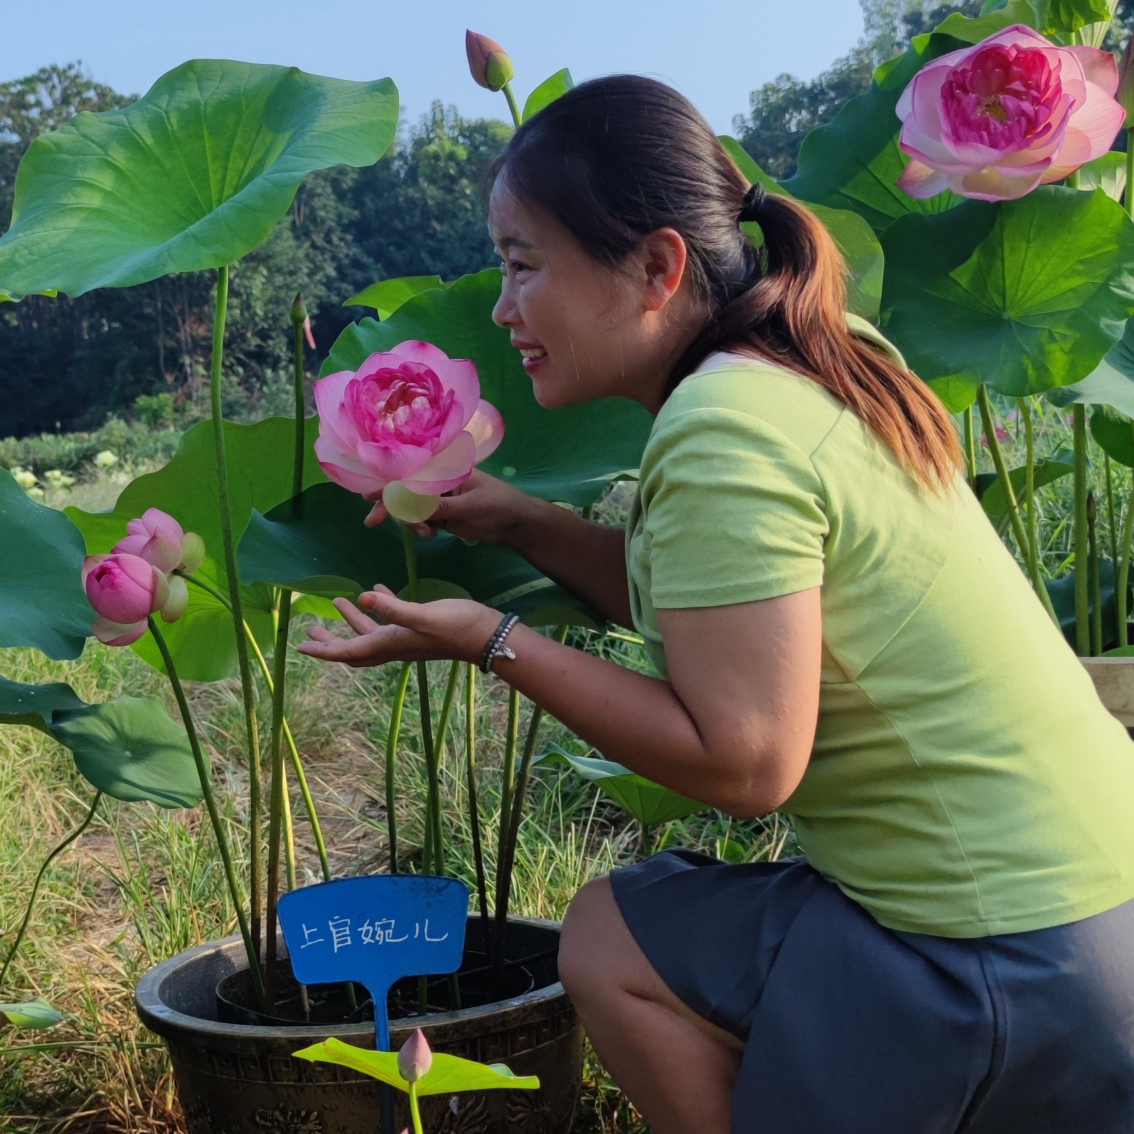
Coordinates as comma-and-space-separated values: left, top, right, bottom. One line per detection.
430, 659, 463, 870
408, 1081, 424, 1134
208, 264, 264, 959
496, 687, 521, 900
1117, 462, 1134, 648
640, 822, 653, 859
1106, 454, 1119, 579
501, 80, 523, 130
149, 616, 264, 1003
0, 792, 102, 996
978, 386, 1058, 623
179, 571, 332, 882
385, 663, 413, 873
1019, 398, 1041, 584
1073, 405, 1091, 655
963, 404, 978, 488
465, 664, 491, 954
264, 596, 291, 1005
1089, 492, 1103, 655
1126, 127, 1134, 221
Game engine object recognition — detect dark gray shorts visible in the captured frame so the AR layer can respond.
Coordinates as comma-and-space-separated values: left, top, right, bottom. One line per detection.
611, 850, 1134, 1134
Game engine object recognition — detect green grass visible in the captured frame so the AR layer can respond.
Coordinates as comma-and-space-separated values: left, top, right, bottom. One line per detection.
0, 468, 794, 1134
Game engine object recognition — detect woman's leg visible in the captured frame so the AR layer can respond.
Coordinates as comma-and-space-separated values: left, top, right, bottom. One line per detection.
559, 875, 743, 1134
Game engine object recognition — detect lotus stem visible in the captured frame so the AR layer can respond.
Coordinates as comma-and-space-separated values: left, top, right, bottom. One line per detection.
465, 664, 492, 954
1019, 397, 1041, 578
177, 571, 332, 882
1089, 492, 1103, 655
0, 791, 102, 996
640, 822, 653, 859
1073, 405, 1091, 655
264, 593, 292, 1005
1127, 128, 1134, 221
209, 263, 264, 958
149, 616, 264, 1003
978, 386, 1057, 624
1106, 454, 1119, 579
1117, 459, 1134, 648
501, 80, 523, 129
963, 405, 978, 488
408, 1080, 425, 1134
385, 663, 413, 873
431, 659, 463, 870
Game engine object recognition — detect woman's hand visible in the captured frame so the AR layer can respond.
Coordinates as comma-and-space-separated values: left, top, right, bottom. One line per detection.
363, 469, 548, 544
296, 586, 501, 668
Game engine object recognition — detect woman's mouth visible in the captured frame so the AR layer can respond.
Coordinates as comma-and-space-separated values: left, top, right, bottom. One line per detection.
515, 344, 548, 374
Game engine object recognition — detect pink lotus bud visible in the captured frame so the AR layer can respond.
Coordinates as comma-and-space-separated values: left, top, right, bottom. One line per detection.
313, 340, 504, 500
91, 616, 147, 647
114, 508, 185, 574
291, 292, 317, 349
83, 552, 168, 626
397, 1028, 432, 1082
895, 25, 1125, 201
466, 30, 515, 92
178, 531, 206, 574
160, 574, 189, 623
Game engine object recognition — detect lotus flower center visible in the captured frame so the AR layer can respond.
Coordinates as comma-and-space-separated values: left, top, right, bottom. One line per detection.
941, 44, 1069, 153
346, 362, 454, 449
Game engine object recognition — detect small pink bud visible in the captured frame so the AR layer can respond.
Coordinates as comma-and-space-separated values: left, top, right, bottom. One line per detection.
466, 30, 515, 92
83, 552, 168, 626
114, 507, 185, 574
397, 1028, 432, 1082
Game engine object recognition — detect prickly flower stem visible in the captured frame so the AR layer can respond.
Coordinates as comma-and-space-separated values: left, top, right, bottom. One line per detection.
963, 405, 978, 488
149, 616, 265, 1004
385, 663, 413, 873
1089, 492, 1103, 656
264, 595, 292, 1005
502, 80, 523, 129
1106, 454, 1119, 580
1019, 398, 1040, 579
1117, 457, 1134, 648
179, 571, 331, 881
465, 664, 492, 954
431, 660, 463, 868
1073, 406, 1091, 655
0, 792, 102, 995
978, 386, 1057, 624
209, 264, 264, 961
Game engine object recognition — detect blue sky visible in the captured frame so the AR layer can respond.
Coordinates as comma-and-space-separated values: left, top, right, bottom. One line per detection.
1, 0, 865, 134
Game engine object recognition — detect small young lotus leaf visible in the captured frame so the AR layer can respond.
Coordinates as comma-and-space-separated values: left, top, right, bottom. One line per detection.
0, 999, 63, 1029
345, 277, 452, 321
293, 1036, 540, 1096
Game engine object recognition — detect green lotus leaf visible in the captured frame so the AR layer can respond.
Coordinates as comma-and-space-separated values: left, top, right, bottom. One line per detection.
1090, 405, 1134, 468
0, 676, 201, 808
975, 449, 1074, 531
720, 136, 884, 320
0, 1000, 63, 1029
1050, 319, 1134, 417
523, 69, 575, 121
933, 0, 1038, 41
0, 60, 398, 299
784, 34, 966, 236
880, 188, 1134, 400
238, 483, 603, 630
293, 1036, 540, 1095
536, 743, 706, 825
66, 417, 326, 681
1077, 153, 1127, 203
345, 276, 451, 320
0, 469, 94, 660
322, 269, 652, 507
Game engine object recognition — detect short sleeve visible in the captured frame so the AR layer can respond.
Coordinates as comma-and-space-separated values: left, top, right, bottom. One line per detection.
638, 406, 828, 609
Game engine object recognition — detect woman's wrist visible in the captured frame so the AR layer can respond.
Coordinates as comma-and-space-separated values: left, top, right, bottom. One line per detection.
501, 495, 584, 556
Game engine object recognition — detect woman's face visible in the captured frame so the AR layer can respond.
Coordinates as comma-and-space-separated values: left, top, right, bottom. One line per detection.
489, 179, 697, 414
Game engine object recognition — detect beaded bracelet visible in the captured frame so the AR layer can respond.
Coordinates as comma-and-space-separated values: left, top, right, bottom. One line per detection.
479, 612, 521, 674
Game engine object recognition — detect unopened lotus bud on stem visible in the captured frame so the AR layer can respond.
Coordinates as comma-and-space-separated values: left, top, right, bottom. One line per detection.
397, 1027, 433, 1082
466, 29, 521, 127
179, 531, 206, 574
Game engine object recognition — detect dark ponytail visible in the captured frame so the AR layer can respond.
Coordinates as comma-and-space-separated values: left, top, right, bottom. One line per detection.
491, 75, 961, 490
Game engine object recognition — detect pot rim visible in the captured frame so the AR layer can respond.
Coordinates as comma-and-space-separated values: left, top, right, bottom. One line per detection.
136, 913, 566, 1043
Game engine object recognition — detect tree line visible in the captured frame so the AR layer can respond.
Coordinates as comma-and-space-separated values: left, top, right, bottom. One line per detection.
1, 0, 1053, 438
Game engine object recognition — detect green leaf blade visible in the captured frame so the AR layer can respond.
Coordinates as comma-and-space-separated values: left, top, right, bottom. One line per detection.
0, 1000, 63, 1029
522, 69, 575, 121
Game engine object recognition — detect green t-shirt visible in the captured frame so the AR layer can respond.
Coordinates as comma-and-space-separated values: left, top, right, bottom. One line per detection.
626, 351, 1134, 938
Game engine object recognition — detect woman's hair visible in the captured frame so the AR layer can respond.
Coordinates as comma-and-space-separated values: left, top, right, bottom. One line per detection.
490, 75, 961, 490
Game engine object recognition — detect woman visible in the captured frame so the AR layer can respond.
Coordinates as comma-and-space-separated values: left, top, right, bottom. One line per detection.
297, 77, 1134, 1133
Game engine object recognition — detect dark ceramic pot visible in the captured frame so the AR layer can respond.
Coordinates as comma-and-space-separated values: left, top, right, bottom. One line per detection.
135, 916, 582, 1134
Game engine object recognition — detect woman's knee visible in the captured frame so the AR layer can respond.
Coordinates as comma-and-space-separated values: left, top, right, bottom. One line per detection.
559, 875, 619, 997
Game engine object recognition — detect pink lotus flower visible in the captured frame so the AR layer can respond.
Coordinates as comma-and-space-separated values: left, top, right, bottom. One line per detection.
314, 340, 504, 516
82, 552, 170, 646
114, 507, 204, 575
896, 25, 1124, 201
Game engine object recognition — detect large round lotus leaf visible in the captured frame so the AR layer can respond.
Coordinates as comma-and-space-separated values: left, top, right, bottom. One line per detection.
0, 60, 398, 299
1090, 405, 1134, 468
322, 270, 652, 507
0, 469, 94, 660
720, 136, 883, 321
784, 34, 966, 236
50, 694, 202, 809
880, 188, 1134, 407
1051, 319, 1134, 418
238, 482, 603, 630
67, 416, 326, 680
0, 676, 202, 808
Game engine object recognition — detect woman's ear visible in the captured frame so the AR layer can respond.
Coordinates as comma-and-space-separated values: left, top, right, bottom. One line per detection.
637, 227, 689, 313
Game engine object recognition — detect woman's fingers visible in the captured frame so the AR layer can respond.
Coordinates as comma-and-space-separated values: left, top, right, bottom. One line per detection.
333, 597, 381, 634
305, 625, 339, 643
364, 501, 389, 528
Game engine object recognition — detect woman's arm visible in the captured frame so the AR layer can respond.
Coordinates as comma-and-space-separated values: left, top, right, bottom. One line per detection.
365, 470, 635, 628
297, 586, 821, 818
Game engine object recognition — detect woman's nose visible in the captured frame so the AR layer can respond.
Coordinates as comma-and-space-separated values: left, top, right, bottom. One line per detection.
492, 279, 519, 328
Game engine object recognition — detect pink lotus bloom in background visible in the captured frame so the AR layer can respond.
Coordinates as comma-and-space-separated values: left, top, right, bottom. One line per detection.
114, 507, 205, 575
314, 340, 505, 504
82, 552, 170, 646
896, 25, 1124, 201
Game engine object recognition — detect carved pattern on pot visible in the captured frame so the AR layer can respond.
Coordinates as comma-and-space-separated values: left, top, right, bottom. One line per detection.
505, 1089, 556, 1133
252, 1109, 323, 1134
434, 1092, 492, 1134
